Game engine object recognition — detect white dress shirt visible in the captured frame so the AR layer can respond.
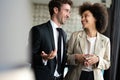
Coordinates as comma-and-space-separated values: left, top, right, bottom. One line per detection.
82, 35, 96, 71
50, 20, 64, 77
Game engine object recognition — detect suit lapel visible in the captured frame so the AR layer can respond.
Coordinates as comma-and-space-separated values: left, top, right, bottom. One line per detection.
47, 21, 67, 72
46, 21, 56, 73
61, 29, 67, 64
47, 21, 55, 50
62, 30, 67, 55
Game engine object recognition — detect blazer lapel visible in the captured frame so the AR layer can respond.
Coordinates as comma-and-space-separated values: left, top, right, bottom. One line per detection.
78, 31, 87, 54
94, 32, 104, 55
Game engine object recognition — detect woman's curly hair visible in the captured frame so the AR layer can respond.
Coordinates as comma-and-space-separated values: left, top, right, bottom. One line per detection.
79, 2, 108, 33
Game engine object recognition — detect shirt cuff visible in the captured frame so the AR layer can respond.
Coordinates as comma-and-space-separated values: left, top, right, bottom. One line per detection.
42, 59, 48, 65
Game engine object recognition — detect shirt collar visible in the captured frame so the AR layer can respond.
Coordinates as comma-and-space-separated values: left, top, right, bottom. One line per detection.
50, 20, 62, 29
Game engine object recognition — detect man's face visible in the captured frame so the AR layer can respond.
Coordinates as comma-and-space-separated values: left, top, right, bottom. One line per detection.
56, 4, 71, 25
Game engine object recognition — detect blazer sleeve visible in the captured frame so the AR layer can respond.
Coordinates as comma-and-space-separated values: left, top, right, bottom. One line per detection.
67, 32, 79, 65
96, 38, 111, 70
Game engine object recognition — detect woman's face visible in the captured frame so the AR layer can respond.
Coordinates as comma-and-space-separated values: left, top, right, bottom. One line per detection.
81, 10, 96, 29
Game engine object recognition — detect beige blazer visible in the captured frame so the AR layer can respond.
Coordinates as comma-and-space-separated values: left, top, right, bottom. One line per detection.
64, 30, 110, 80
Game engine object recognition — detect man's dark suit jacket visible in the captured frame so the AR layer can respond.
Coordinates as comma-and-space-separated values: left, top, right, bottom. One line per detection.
30, 21, 67, 80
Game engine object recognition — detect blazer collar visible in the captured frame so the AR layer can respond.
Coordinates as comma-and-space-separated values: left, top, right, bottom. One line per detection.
78, 31, 104, 55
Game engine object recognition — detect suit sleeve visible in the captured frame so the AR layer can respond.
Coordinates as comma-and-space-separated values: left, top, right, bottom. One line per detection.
30, 27, 44, 66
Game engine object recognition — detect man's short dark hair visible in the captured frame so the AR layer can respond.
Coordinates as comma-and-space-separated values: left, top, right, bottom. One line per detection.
48, 0, 73, 17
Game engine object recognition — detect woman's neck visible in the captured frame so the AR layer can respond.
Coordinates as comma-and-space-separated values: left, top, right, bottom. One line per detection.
85, 28, 97, 37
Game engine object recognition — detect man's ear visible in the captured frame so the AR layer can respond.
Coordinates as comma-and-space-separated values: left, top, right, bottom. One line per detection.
53, 7, 58, 14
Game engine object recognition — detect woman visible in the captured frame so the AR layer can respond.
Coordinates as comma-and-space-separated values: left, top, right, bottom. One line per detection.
64, 2, 110, 80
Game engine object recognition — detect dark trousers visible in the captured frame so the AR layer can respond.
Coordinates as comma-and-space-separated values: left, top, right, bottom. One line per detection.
53, 76, 63, 80
79, 71, 94, 80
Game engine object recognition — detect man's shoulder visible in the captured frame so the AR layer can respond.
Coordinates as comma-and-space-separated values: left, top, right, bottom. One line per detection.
33, 21, 50, 28
72, 30, 84, 36
32, 21, 50, 30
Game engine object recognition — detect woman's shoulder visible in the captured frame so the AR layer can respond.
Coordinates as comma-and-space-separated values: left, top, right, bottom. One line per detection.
72, 30, 84, 36
98, 33, 110, 42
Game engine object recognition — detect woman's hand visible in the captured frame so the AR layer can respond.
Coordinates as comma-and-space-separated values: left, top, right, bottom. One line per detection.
74, 54, 85, 64
84, 54, 99, 66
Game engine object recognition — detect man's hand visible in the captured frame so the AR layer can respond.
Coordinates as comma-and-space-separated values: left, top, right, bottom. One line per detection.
41, 49, 57, 61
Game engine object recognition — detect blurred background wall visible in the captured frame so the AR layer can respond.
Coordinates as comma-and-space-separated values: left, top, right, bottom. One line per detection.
0, 0, 34, 80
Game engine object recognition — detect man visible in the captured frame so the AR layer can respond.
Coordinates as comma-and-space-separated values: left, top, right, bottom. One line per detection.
30, 0, 73, 80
